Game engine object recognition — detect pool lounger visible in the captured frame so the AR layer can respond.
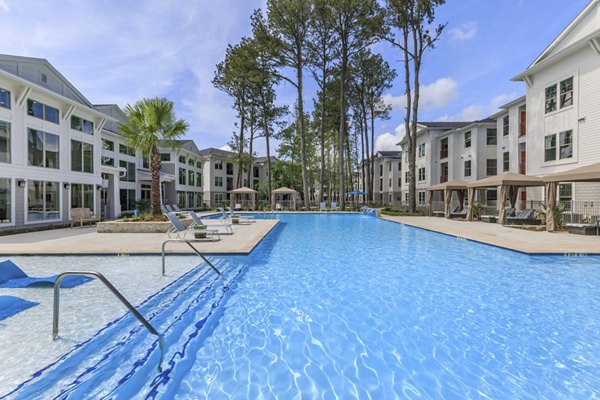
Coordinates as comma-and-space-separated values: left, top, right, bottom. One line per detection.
0, 295, 39, 321
0, 260, 93, 288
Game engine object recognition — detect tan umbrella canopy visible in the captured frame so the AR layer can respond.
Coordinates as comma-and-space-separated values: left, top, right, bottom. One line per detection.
426, 180, 468, 218
542, 162, 600, 231
230, 187, 258, 210
466, 172, 544, 224
271, 187, 298, 210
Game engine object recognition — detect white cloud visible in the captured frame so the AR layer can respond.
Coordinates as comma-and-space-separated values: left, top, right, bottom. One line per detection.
436, 92, 519, 122
449, 22, 478, 42
375, 124, 406, 152
0, 0, 9, 12
383, 77, 459, 112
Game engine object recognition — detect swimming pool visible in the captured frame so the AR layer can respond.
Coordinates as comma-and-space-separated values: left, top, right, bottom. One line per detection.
4, 214, 600, 399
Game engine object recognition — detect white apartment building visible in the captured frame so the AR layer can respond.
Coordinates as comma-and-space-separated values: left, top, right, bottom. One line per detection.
0, 54, 112, 231
158, 140, 204, 210
513, 0, 600, 208
372, 151, 402, 206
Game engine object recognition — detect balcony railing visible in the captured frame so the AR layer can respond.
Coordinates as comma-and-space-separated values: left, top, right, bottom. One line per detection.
519, 163, 526, 174
439, 148, 448, 159
440, 175, 448, 183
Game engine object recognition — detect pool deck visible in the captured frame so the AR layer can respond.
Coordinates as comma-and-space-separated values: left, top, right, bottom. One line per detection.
381, 215, 600, 255
0, 218, 279, 255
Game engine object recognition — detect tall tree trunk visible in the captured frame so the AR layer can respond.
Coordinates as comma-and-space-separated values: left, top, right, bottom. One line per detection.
297, 60, 310, 211
411, 30, 422, 213
319, 72, 327, 203
150, 144, 161, 215
237, 103, 245, 189
262, 99, 272, 203
369, 92, 376, 205
247, 116, 254, 188
338, 40, 347, 210
362, 101, 371, 202
360, 109, 366, 196
402, 26, 415, 213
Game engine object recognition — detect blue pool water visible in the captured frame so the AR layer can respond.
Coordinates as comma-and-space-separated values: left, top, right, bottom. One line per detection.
6, 214, 600, 399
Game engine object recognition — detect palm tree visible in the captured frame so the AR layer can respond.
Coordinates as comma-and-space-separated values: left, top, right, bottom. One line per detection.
119, 97, 189, 216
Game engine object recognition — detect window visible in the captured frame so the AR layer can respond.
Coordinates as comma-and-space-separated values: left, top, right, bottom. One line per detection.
440, 138, 448, 159
397, 161, 401, 171
215, 176, 223, 187
486, 189, 497, 202
559, 130, 573, 159
179, 155, 186, 163
71, 184, 94, 212
195, 192, 203, 208
558, 183, 572, 204
464, 131, 471, 148
177, 191, 186, 208
254, 166, 260, 178
178, 168, 187, 185
119, 144, 135, 157
388, 178, 392, 188
119, 161, 136, 182
418, 191, 426, 205
503, 152, 510, 172
187, 192, 195, 209
418, 167, 425, 182
0, 121, 10, 163
503, 115, 509, 136
0, 88, 10, 109
544, 134, 557, 162
388, 163, 392, 172
102, 139, 114, 152
405, 171, 409, 182
560, 77, 573, 108
545, 85, 557, 113
226, 163, 234, 175
214, 192, 224, 204
486, 159, 497, 176
196, 161, 202, 169
486, 128, 497, 145
0, 178, 11, 223
71, 116, 94, 135
188, 158, 195, 167
215, 160, 223, 170
101, 156, 114, 166
196, 172, 202, 187
188, 170, 195, 186
379, 164, 383, 176
119, 189, 136, 212
142, 157, 149, 169
27, 99, 59, 123
160, 153, 171, 162
464, 160, 471, 177
418, 143, 425, 158
27, 180, 60, 221
71, 140, 94, 173
28, 129, 59, 169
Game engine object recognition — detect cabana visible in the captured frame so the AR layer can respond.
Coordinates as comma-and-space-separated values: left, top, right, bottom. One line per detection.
543, 162, 600, 231
426, 180, 467, 218
229, 187, 258, 211
466, 172, 544, 224
271, 187, 297, 210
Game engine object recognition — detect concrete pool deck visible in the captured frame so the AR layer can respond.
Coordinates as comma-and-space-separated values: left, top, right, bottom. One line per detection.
381, 215, 600, 255
0, 218, 279, 255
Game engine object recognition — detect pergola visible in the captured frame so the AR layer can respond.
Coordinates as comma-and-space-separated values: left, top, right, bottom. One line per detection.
543, 162, 600, 231
229, 187, 258, 210
271, 187, 297, 210
426, 180, 468, 218
466, 172, 544, 224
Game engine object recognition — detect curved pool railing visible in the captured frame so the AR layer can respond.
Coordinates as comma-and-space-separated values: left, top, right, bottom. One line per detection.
52, 271, 165, 372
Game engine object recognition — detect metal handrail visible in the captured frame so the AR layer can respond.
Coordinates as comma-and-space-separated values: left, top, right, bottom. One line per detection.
52, 271, 165, 371
161, 239, 222, 277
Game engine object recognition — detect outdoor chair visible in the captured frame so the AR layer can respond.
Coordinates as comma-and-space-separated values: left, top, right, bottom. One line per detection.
172, 204, 182, 212
160, 205, 169, 213
319, 202, 326, 211
330, 202, 337, 211
566, 216, 600, 235
227, 206, 255, 222
166, 212, 220, 240
219, 207, 252, 224
450, 208, 468, 219
70, 207, 99, 228
506, 208, 541, 225
188, 211, 233, 235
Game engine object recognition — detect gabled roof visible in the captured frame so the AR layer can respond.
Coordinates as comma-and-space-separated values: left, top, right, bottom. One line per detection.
196, 147, 235, 158
376, 150, 401, 158
95, 104, 125, 133
0, 54, 92, 107
417, 121, 472, 129
159, 140, 200, 154
255, 156, 278, 163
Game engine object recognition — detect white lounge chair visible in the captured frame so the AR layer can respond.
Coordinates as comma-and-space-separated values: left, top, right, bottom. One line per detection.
330, 202, 337, 211
227, 206, 255, 223
188, 211, 233, 235
276, 203, 282, 211
166, 212, 220, 240
319, 202, 326, 211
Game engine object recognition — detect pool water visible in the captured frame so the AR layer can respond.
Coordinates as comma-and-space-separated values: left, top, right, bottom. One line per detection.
5, 214, 600, 399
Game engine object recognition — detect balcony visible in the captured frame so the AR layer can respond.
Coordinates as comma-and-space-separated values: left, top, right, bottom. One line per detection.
519, 163, 526, 174
440, 175, 448, 183
439, 148, 448, 159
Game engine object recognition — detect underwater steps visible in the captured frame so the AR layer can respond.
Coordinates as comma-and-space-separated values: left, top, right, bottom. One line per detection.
8, 259, 243, 400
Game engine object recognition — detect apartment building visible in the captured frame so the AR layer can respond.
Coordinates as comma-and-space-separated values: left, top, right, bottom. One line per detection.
0, 54, 112, 231
513, 0, 600, 207
157, 140, 204, 210
371, 151, 402, 206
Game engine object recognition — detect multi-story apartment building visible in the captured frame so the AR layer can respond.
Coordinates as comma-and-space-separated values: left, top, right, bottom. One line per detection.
371, 151, 402, 206
513, 0, 600, 207
158, 140, 204, 210
0, 54, 112, 231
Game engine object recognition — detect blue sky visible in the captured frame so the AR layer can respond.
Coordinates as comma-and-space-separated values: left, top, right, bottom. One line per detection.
0, 0, 591, 154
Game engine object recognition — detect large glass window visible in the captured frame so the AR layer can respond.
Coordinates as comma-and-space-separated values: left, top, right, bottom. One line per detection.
545, 85, 557, 113
0, 121, 10, 163
27, 99, 59, 123
102, 139, 114, 151
226, 163, 234, 175
28, 129, 59, 169
188, 170, 195, 186
160, 153, 171, 162
558, 183, 572, 205
544, 134, 557, 162
101, 156, 114, 166
187, 192, 195, 208
464, 160, 471, 177
196, 172, 202, 187
196, 161, 202, 169
464, 131, 471, 148
503, 152, 510, 172
71, 140, 94, 173
119, 144, 135, 157
215, 176, 223, 187
214, 160, 223, 170
188, 158, 195, 167
71, 183, 94, 212
503, 115, 509, 136
486, 159, 497, 176
0, 178, 11, 223
71, 116, 94, 134
179, 168, 187, 185
486, 128, 497, 145
0, 88, 10, 109
559, 77, 573, 108
119, 161, 136, 182
559, 130, 573, 159
119, 189, 136, 212
439, 138, 448, 159
28, 180, 60, 221
179, 155, 186, 163
418, 167, 426, 181
418, 143, 425, 157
